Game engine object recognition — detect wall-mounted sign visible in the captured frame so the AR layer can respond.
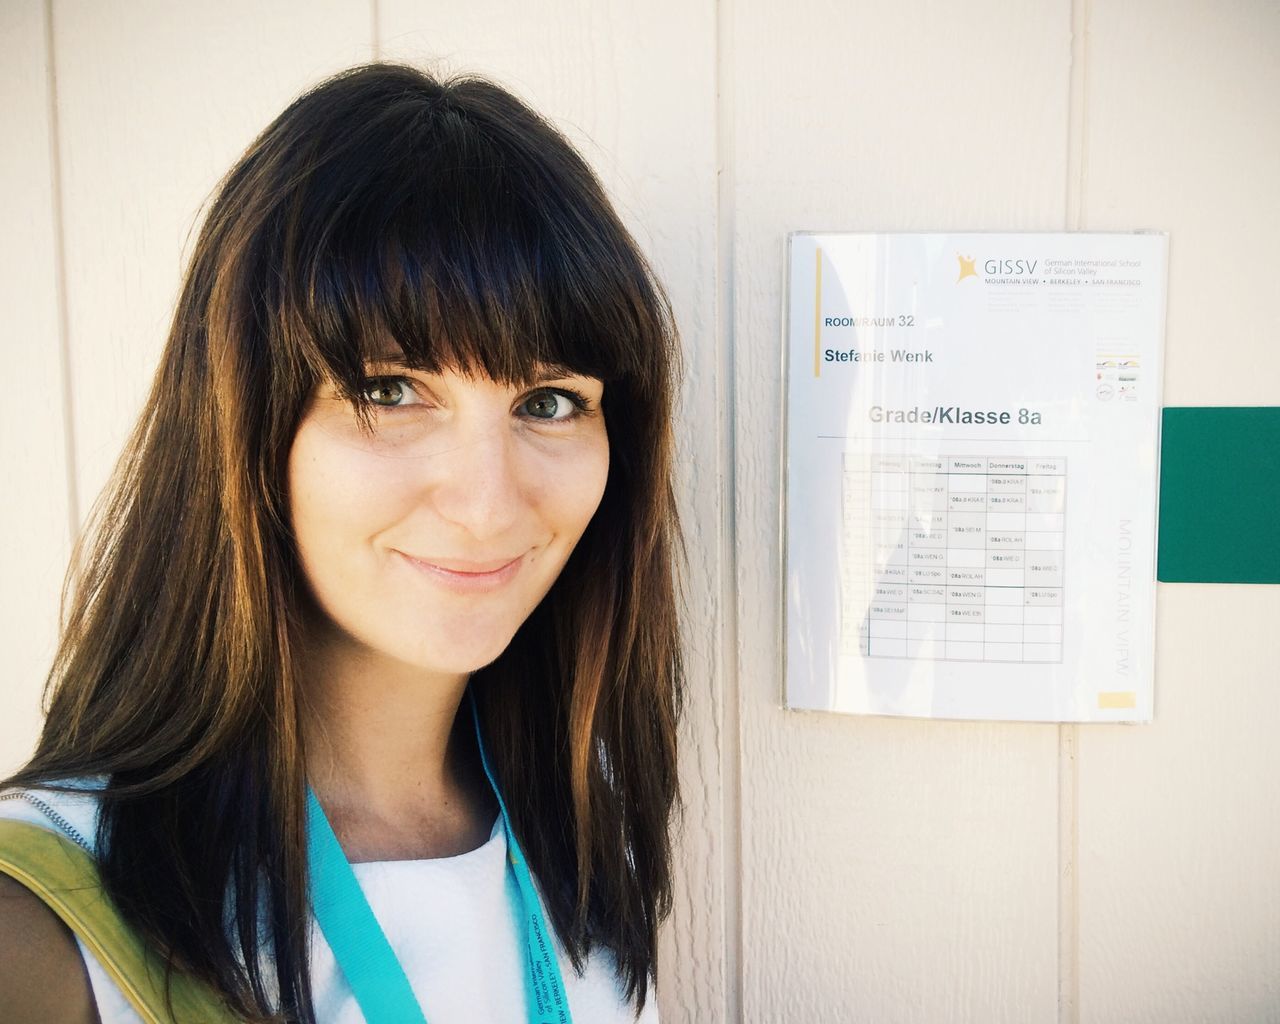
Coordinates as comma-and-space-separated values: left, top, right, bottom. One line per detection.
782, 232, 1166, 722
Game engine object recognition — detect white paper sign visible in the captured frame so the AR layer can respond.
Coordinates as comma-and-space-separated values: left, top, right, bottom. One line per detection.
783, 232, 1166, 722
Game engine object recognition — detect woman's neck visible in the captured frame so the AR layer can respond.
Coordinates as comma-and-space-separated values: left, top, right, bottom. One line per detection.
299, 632, 499, 862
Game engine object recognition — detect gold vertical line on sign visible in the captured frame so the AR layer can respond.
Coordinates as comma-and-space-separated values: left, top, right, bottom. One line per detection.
813, 247, 823, 377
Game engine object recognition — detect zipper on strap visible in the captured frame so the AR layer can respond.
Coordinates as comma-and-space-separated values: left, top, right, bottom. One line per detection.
0, 791, 92, 852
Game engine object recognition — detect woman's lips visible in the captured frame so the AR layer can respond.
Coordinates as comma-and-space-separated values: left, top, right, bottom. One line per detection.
395, 550, 525, 592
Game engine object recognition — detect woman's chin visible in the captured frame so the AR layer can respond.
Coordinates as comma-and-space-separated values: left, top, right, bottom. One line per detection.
397, 632, 517, 677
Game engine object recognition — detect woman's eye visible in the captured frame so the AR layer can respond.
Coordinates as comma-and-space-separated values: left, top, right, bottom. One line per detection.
521, 389, 587, 422
361, 376, 420, 407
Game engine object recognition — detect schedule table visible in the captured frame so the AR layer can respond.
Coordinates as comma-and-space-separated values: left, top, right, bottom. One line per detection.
840, 454, 1067, 663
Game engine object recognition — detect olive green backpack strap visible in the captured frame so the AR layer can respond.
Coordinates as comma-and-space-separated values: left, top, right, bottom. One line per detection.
0, 818, 242, 1023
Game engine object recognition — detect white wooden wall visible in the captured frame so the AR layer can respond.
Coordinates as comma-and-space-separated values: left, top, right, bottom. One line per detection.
2, 2, 1277, 1021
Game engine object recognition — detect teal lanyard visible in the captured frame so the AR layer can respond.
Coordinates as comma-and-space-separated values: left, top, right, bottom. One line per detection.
305, 688, 574, 1024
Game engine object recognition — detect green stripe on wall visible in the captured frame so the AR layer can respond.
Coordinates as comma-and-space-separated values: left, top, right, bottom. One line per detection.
1157, 407, 1280, 584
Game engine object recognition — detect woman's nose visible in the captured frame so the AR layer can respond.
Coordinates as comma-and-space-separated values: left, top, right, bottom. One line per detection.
426, 417, 524, 541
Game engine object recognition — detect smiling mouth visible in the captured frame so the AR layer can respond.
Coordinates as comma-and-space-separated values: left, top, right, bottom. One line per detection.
395, 550, 525, 590
408, 553, 523, 574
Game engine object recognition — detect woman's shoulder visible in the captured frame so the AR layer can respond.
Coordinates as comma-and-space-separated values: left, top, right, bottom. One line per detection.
570, 945, 661, 1023
0, 777, 105, 1022
0, 775, 107, 854
0, 872, 101, 1022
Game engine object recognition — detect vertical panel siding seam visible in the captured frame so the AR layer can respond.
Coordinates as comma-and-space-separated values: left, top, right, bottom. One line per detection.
1057, 723, 1080, 1024
370, 0, 380, 62
1065, 0, 1091, 229
715, 0, 743, 1019
1061, 0, 1091, 1021
43, 0, 81, 556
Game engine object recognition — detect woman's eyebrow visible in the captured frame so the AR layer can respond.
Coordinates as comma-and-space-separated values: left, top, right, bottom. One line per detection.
363, 351, 428, 369
534, 363, 589, 382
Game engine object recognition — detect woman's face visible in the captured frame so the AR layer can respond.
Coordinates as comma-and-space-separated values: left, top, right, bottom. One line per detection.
287, 360, 609, 675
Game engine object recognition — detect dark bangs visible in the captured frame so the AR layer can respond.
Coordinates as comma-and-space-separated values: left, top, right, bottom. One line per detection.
261, 68, 668, 421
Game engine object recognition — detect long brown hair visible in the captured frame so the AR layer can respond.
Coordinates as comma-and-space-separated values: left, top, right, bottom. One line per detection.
4, 62, 685, 1022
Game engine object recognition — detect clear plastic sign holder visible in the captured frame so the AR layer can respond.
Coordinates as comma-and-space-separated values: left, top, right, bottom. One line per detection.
781, 232, 1166, 722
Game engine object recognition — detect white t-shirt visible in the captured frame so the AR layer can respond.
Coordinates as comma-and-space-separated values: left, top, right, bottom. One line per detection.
0, 782, 658, 1024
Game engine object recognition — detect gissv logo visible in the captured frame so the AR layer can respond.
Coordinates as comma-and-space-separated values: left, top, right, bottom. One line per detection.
957, 253, 1042, 283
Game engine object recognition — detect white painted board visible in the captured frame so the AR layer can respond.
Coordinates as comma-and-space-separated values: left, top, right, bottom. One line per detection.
783, 232, 1166, 722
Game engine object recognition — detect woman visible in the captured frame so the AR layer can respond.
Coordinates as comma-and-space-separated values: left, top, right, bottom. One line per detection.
0, 61, 685, 1023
